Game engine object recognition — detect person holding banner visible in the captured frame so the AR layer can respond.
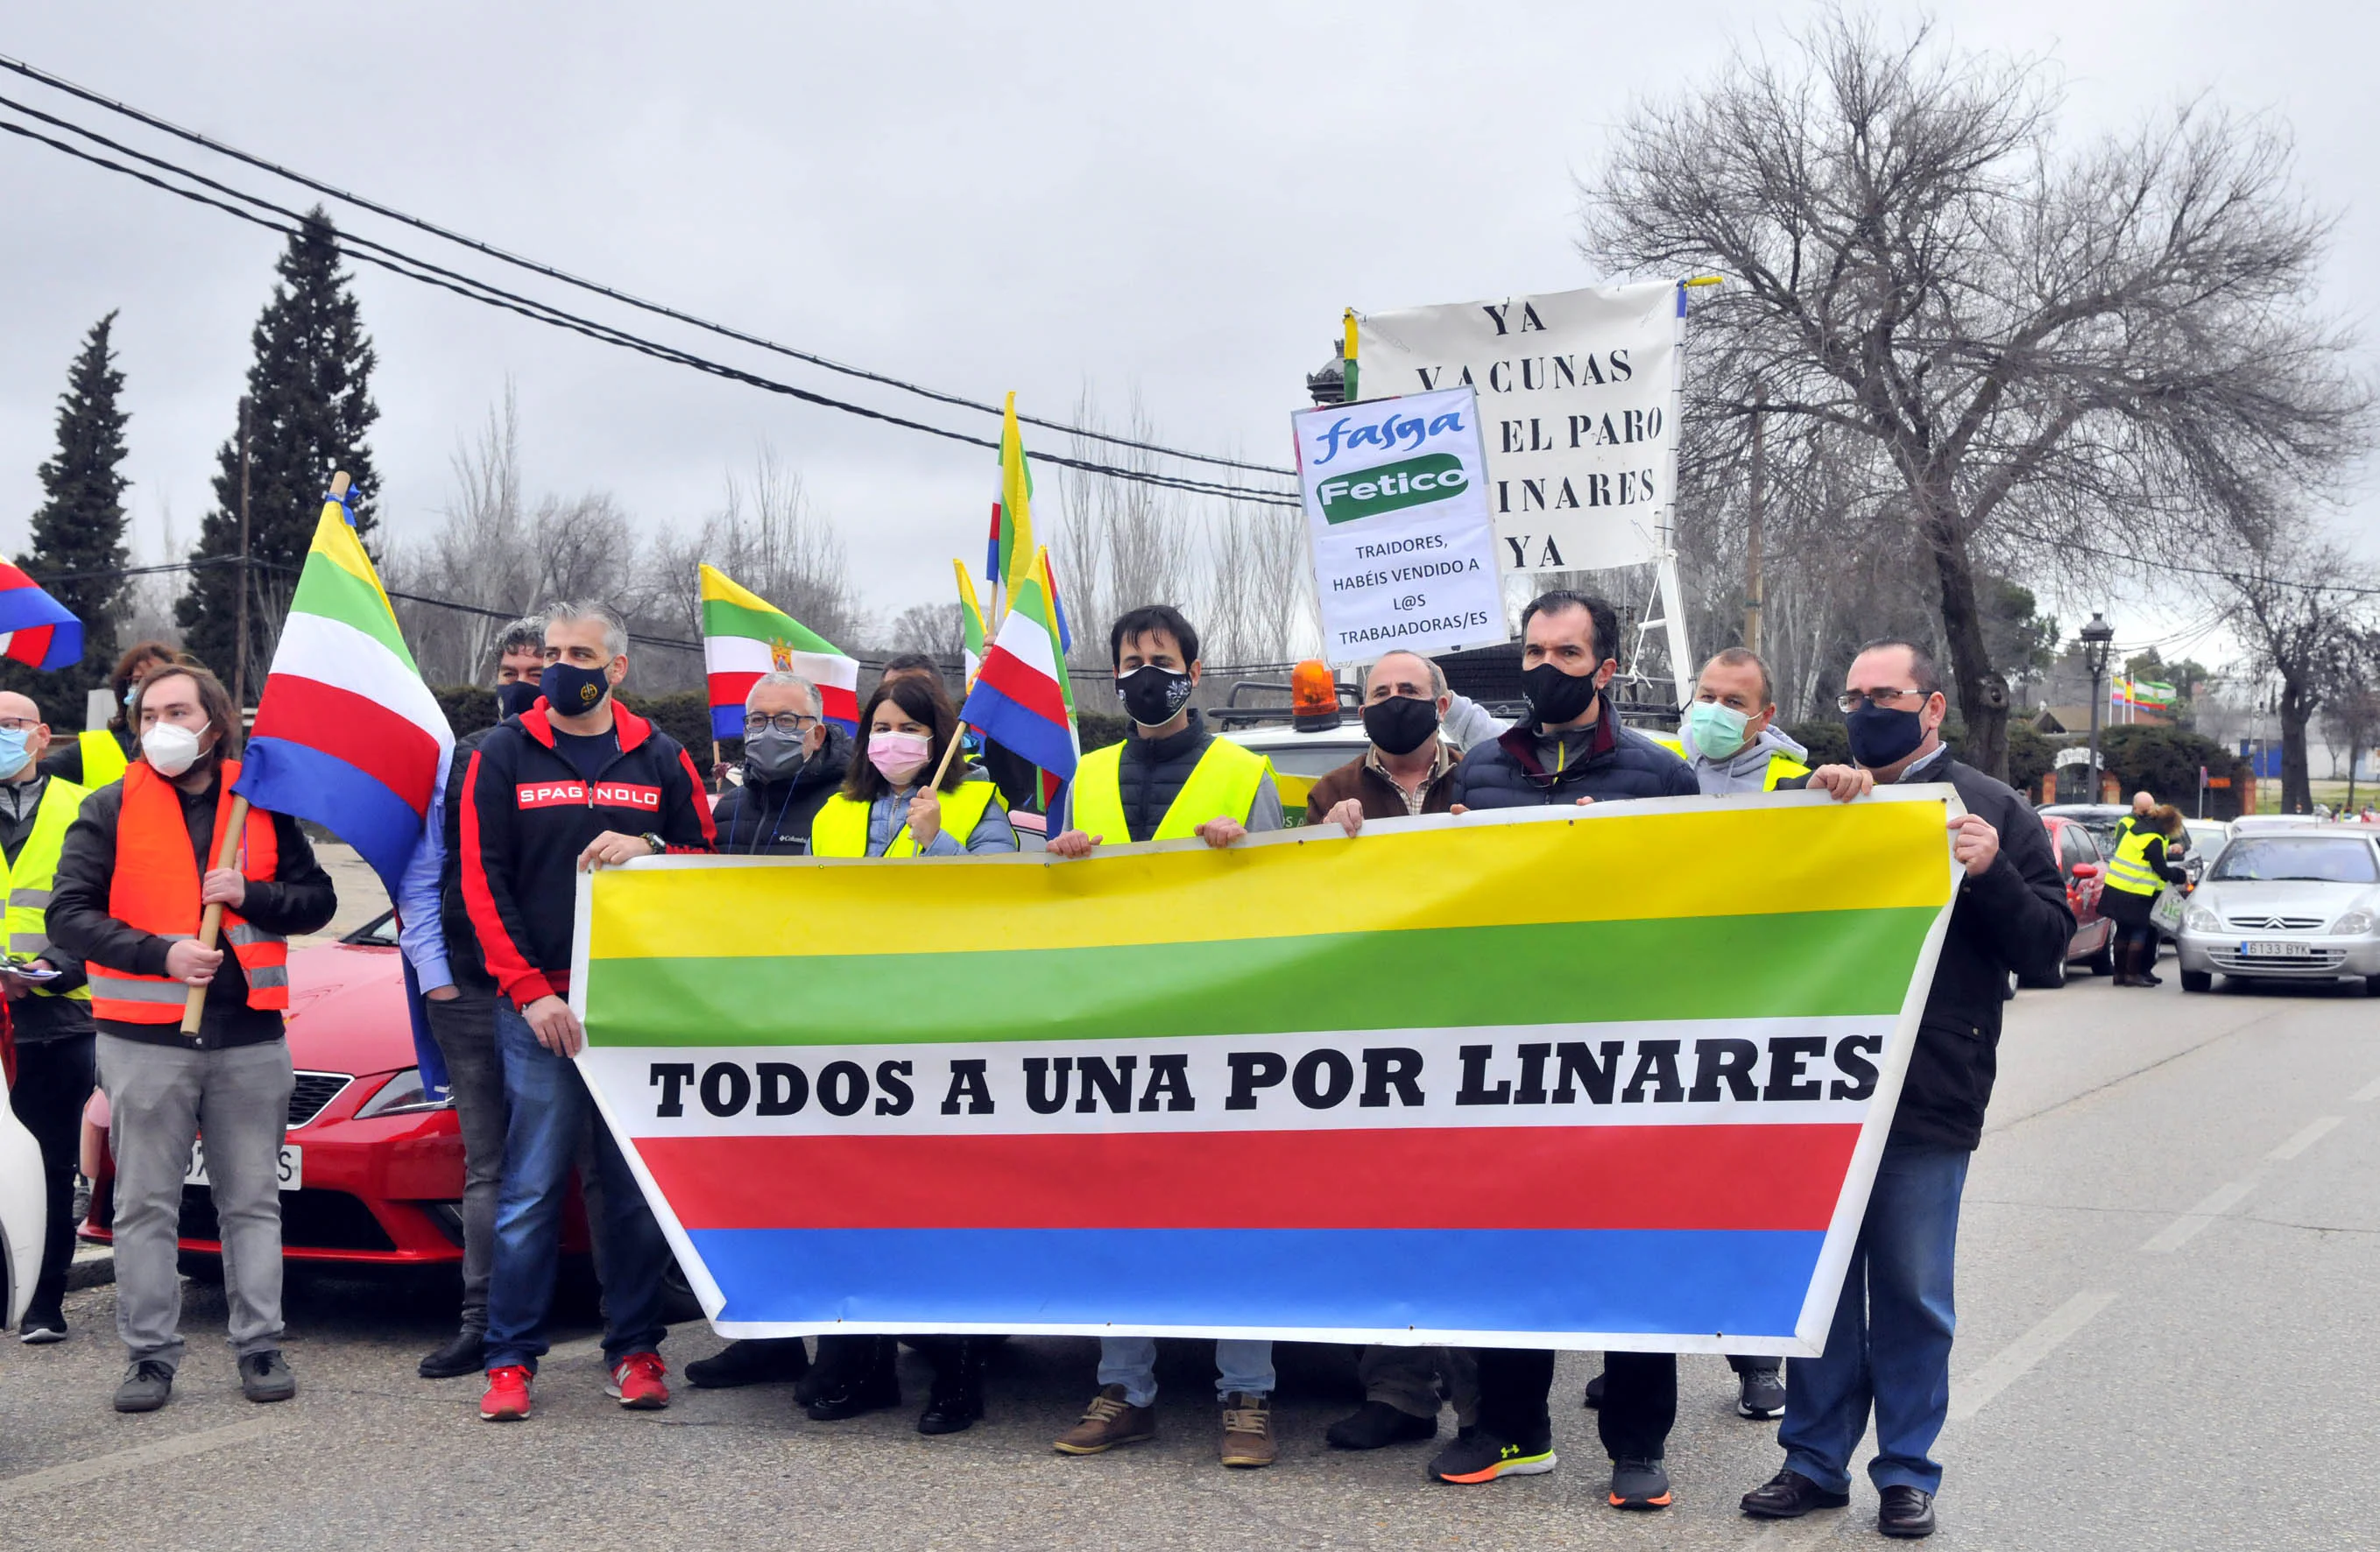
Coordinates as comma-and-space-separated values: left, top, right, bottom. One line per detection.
38, 640, 185, 788
1436, 589, 1696, 1511
1306, 651, 1462, 836
1047, 604, 1286, 1469
48, 663, 336, 1413
1741, 638, 2073, 1540
462, 602, 716, 1424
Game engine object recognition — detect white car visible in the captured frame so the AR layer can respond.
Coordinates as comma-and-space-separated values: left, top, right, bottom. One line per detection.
2176, 825, 2380, 995
0, 1060, 45, 1329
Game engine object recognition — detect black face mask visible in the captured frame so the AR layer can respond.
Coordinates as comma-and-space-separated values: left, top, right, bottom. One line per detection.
493, 681, 541, 721
1362, 695, 1442, 757
1117, 665, 1196, 728
745, 730, 808, 783
1521, 662, 1601, 727
1846, 703, 1929, 768
540, 660, 611, 717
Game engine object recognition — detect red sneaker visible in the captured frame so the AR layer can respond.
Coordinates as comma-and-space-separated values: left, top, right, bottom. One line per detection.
480, 1365, 533, 1421
606, 1352, 670, 1410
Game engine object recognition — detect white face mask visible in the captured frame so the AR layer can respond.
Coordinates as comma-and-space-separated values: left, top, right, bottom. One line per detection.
142, 722, 204, 778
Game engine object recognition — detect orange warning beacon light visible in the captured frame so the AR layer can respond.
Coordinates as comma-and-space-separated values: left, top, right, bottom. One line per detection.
1291, 659, 1343, 732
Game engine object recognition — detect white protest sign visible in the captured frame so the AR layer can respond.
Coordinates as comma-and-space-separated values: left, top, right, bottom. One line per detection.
1290, 385, 1507, 667
1353, 279, 1680, 574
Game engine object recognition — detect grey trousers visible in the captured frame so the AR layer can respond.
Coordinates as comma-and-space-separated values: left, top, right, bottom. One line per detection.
425, 990, 505, 1330
97, 1033, 293, 1367
1359, 1344, 1480, 1427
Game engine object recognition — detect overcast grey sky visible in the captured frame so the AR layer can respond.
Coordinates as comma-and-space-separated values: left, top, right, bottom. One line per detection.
3, 1, 2374, 654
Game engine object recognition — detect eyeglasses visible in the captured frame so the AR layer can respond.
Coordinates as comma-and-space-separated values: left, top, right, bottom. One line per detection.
0, 718, 35, 734
746, 711, 821, 737
1836, 688, 1928, 714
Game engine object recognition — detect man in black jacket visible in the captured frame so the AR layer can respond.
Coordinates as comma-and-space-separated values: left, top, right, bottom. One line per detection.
1431, 590, 1699, 1511
402, 618, 545, 1379
1741, 639, 2073, 1541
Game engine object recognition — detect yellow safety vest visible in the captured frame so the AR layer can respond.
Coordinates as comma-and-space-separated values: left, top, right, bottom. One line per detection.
2104, 824, 2170, 898
6, 775, 93, 1002
1655, 734, 1810, 792
809, 780, 1004, 858
1071, 736, 1272, 843
79, 729, 130, 788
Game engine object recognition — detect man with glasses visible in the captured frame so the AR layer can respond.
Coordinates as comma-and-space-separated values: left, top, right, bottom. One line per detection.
681, 670, 851, 1394
1740, 638, 2072, 1541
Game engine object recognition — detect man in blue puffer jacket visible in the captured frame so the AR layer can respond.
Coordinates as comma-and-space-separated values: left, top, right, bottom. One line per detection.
1434, 589, 1698, 1513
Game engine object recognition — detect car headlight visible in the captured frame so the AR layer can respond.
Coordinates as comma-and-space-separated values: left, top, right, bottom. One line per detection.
355, 1068, 450, 1118
2185, 906, 2220, 932
2332, 909, 2374, 936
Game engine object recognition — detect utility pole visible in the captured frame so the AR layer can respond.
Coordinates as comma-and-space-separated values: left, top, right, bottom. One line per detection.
1744, 385, 1765, 654
2081, 612, 2114, 805
233, 396, 252, 712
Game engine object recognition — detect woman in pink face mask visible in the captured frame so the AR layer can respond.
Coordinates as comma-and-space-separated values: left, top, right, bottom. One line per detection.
799, 667, 1016, 1430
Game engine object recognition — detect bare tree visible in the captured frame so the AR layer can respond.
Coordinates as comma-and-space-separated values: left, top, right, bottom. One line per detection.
2212, 536, 2377, 814
1053, 391, 1199, 666
891, 602, 965, 658
1582, 11, 2370, 777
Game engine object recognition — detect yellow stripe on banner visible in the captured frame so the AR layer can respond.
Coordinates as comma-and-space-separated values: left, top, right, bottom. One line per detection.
589, 795, 1953, 963
307, 506, 396, 621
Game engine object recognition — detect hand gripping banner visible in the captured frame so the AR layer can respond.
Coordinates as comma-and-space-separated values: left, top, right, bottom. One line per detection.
570, 788, 1960, 1354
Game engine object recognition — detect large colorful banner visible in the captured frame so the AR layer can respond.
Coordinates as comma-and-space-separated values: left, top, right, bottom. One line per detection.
1352, 279, 1681, 574
572, 789, 1959, 1355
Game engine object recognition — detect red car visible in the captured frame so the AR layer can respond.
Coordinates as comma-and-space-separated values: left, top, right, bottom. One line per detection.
2029, 813, 2118, 987
80, 913, 591, 1271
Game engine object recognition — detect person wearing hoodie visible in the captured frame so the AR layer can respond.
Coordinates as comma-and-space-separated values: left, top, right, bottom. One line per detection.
1672, 648, 1811, 797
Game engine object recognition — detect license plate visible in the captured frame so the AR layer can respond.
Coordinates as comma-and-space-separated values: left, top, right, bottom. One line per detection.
185, 1140, 303, 1192
2238, 939, 2314, 958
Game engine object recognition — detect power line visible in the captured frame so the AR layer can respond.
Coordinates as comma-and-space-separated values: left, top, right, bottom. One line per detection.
0, 109, 1300, 509
0, 51, 1299, 481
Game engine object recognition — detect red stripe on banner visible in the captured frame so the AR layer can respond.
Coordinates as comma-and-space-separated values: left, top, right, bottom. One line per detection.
976, 646, 1069, 723
249, 675, 442, 811
635, 1124, 1861, 1233
707, 669, 761, 714
710, 672, 859, 727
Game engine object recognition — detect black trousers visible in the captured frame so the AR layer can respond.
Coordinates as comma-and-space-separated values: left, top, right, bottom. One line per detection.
1475, 1347, 1676, 1459
8, 1033, 95, 1319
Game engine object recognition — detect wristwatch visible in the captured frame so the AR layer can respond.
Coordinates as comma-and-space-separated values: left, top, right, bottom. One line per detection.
639, 832, 665, 855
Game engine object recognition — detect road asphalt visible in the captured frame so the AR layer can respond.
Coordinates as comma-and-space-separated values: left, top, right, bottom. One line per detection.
4, 969, 2376, 1548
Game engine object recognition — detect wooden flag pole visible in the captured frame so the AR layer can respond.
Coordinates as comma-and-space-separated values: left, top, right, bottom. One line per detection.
924, 722, 968, 793
178, 469, 346, 1033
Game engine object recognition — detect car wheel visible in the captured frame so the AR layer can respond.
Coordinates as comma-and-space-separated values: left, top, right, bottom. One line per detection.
2086, 937, 2115, 977
2019, 952, 2069, 991
2180, 970, 2213, 993
2367, 974, 2380, 998
661, 1255, 706, 1325
177, 1251, 225, 1283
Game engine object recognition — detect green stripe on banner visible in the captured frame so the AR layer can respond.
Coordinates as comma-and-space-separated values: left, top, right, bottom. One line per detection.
701, 596, 836, 652
286, 553, 409, 664
583, 907, 1939, 1048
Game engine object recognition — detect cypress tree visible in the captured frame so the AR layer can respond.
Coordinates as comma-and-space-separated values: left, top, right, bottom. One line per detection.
10, 311, 132, 727
176, 208, 379, 684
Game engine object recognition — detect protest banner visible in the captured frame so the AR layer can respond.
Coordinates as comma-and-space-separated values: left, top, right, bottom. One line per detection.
571, 788, 1959, 1354
1291, 385, 1508, 667
1353, 279, 1681, 574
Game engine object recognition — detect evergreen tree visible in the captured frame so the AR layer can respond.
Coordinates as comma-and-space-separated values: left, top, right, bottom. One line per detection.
176, 208, 379, 685
9, 312, 132, 727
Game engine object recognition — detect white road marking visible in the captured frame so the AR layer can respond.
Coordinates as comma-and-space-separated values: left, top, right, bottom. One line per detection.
2351, 1074, 2380, 1104
2141, 1178, 2256, 1253
0, 1415, 291, 1503
2268, 1116, 2344, 1160
1946, 1290, 2118, 1423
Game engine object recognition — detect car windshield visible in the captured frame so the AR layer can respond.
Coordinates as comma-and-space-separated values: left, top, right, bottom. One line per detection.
2208, 837, 2380, 885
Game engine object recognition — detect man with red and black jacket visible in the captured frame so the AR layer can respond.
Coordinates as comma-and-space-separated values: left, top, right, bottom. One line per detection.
462, 602, 714, 1424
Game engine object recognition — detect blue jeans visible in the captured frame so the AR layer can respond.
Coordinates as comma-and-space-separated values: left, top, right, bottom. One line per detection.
1779, 1140, 1970, 1496
1098, 1337, 1274, 1406
484, 999, 671, 1373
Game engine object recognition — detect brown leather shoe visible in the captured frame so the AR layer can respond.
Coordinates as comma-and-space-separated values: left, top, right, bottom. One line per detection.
1054, 1384, 1155, 1454
1219, 1391, 1276, 1468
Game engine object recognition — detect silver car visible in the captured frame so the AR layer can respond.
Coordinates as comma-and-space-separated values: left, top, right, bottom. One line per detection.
2177, 825, 2380, 995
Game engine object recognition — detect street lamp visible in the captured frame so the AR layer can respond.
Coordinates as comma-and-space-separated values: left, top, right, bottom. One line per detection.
2081, 612, 2115, 804
1305, 342, 1347, 406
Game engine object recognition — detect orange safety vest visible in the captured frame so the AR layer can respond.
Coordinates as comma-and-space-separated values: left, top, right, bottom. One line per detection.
88, 761, 287, 1023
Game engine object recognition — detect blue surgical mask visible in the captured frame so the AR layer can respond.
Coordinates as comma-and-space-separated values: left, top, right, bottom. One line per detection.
0, 727, 28, 779
1683, 701, 1752, 761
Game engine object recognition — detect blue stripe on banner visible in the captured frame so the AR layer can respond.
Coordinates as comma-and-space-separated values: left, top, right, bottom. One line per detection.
688, 1227, 1821, 1338
235, 736, 422, 888
710, 703, 746, 740
960, 680, 1077, 776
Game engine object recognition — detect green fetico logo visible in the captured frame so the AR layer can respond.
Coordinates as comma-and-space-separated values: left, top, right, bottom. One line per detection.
1315, 453, 1469, 525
